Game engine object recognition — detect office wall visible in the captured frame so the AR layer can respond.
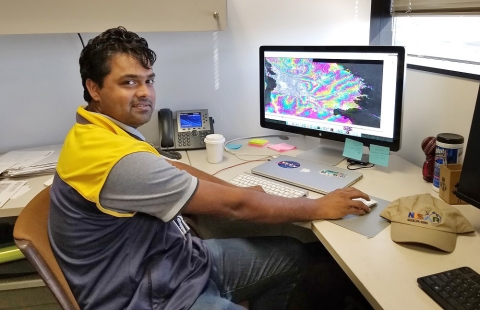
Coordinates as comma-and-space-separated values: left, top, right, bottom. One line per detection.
0, 0, 370, 153
398, 70, 478, 167
0, 0, 477, 170
0, 34, 82, 153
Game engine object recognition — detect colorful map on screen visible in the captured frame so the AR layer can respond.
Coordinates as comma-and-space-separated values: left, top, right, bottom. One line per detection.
264, 57, 383, 128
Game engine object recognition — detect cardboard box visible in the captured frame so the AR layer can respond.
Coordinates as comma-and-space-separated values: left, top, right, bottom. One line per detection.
439, 164, 467, 205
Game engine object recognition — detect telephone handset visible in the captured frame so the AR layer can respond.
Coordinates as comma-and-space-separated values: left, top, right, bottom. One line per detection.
159, 109, 175, 148
158, 108, 214, 150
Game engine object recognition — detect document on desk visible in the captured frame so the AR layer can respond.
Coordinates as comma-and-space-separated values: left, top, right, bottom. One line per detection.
0, 150, 53, 168
43, 176, 54, 187
0, 149, 57, 177
0, 180, 27, 208
328, 196, 391, 238
0, 162, 18, 175
10, 185, 31, 200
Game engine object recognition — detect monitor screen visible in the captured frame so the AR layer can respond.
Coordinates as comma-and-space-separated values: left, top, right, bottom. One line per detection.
260, 45, 406, 164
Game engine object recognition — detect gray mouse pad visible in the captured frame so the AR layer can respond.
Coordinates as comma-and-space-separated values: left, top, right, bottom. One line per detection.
328, 196, 391, 238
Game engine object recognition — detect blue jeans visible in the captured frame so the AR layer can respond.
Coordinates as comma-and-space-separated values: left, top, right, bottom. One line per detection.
189, 236, 310, 310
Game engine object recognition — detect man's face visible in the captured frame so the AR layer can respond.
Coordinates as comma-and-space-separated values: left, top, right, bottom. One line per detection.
86, 54, 156, 128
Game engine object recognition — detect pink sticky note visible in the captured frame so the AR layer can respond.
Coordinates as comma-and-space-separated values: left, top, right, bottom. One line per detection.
267, 143, 296, 152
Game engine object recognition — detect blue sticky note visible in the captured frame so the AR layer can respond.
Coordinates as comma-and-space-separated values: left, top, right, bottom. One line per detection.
369, 144, 390, 167
226, 143, 242, 150
342, 138, 363, 160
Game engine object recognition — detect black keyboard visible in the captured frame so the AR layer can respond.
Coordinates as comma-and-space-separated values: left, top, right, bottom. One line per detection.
418, 267, 480, 310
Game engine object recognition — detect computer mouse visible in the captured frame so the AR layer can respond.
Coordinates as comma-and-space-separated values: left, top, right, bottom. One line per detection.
353, 197, 377, 208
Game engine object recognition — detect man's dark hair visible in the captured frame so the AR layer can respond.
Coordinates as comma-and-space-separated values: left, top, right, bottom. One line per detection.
79, 26, 157, 103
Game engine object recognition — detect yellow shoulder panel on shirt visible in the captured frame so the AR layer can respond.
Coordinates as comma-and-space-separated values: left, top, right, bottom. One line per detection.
57, 106, 160, 218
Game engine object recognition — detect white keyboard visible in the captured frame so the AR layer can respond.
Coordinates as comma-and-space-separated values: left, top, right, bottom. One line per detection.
228, 173, 308, 198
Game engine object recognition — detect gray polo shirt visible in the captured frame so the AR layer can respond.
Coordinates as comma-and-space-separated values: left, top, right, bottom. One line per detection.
48, 113, 211, 310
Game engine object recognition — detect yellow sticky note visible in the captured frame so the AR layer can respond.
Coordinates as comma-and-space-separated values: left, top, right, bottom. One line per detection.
248, 139, 269, 146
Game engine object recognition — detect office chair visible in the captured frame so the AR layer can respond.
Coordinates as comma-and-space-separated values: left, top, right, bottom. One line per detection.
13, 186, 80, 310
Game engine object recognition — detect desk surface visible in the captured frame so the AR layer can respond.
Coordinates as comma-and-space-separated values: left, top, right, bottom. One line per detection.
188, 135, 480, 310
311, 155, 477, 310
4, 137, 480, 309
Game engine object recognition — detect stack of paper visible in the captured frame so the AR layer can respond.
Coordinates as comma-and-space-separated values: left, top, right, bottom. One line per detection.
0, 149, 59, 177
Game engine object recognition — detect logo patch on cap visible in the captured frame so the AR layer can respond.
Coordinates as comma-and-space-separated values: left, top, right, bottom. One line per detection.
407, 210, 442, 225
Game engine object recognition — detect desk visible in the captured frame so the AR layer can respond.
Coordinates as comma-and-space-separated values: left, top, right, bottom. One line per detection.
5, 138, 480, 309
187, 136, 480, 310
0, 174, 54, 218
311, 159, 480, 310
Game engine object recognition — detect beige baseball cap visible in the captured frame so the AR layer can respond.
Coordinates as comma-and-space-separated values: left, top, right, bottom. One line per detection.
380, 194, 474, 252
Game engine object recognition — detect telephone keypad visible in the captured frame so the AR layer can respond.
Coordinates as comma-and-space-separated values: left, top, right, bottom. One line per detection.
199, 131, 211, 145
177, 130, 212, 147
177, 132, 191, 147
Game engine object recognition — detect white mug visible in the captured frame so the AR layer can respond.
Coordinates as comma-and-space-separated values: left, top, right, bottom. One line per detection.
204, 134, 225, 163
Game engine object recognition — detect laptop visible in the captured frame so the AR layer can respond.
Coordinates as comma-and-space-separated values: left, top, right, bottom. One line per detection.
251, 155, 363, 194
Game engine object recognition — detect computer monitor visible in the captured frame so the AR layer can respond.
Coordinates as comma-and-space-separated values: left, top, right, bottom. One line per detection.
259, 45, 406, 165
454, 85, 480, 208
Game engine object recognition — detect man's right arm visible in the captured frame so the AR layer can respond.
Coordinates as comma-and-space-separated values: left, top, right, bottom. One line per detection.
102, 153, 370, 223
182, 179, 371, 224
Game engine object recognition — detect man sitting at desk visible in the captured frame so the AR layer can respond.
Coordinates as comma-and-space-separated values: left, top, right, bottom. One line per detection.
48, 27, 371, 310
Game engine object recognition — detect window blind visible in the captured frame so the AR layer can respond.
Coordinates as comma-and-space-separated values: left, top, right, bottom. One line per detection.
391, 0, 480, 15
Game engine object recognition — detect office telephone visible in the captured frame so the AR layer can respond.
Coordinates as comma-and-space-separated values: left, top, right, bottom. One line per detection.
158, 108, 214, 150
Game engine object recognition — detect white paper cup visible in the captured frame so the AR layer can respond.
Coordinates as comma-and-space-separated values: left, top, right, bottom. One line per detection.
204, 134, 225, 164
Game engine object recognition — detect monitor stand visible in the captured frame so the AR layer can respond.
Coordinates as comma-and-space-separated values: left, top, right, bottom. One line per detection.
296, 139, 345, 166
